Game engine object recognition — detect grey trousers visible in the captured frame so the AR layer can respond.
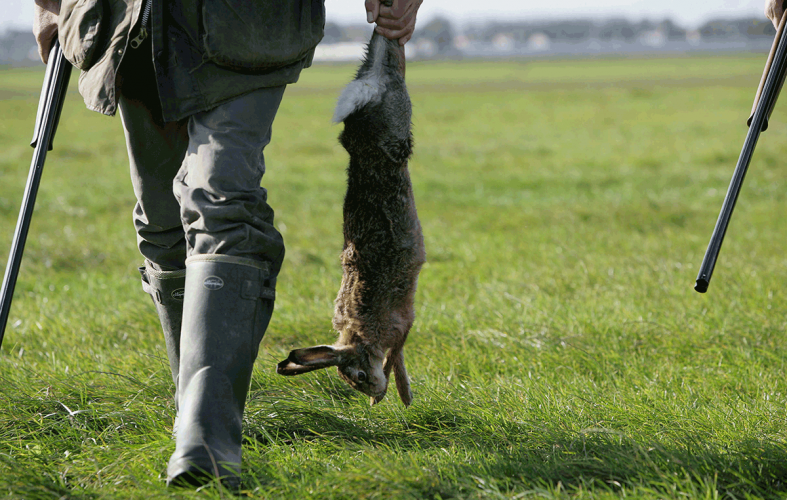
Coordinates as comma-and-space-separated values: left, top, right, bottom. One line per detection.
115, 41, 286, 275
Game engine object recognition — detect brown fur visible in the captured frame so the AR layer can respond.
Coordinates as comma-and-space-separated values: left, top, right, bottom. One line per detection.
277, 34, 425, 406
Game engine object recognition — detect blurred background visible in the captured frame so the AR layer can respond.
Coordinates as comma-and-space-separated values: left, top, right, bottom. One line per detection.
0, 0, 777, 65
4, 1, 787, 497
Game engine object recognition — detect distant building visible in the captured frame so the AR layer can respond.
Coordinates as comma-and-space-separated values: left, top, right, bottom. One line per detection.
527, 33, 551, 52
313, 42, 366, 63
453, 35, 470, 50
409, 38, 437, 59
492, 33, 515, 51
638, 29, 667, 47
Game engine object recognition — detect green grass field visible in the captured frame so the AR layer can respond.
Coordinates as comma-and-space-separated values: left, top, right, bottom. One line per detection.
2, 52, 787, 499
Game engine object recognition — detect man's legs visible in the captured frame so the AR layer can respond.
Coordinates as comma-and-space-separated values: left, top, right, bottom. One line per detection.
167, 85, 287, 487
117, 38, 189, 272
117, 40, 189, 393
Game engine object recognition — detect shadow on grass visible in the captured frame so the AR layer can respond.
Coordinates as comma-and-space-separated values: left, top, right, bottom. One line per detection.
243, 399, 787, 498
0, 452, 100, 500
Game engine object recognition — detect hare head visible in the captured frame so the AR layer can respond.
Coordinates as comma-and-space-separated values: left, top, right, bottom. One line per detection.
277, 343, 412, 406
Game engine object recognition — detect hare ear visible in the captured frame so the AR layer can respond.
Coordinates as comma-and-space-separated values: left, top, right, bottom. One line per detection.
391, 348, 413, 407
276, 345, 354, 375
372, 347, 400, 405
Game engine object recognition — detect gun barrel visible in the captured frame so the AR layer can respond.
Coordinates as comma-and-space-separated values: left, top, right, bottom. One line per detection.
695, 12, 787, 293
0, 42, 72, 347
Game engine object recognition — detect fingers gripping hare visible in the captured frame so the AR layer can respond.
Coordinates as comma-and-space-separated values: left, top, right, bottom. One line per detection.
277, 33, 425, 407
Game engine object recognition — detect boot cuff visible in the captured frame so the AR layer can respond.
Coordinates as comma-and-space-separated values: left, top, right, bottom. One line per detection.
144, 260, 187, 280
186, 254, 272, 274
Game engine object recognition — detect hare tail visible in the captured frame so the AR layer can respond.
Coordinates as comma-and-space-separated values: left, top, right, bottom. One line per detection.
332, 33, 389, 123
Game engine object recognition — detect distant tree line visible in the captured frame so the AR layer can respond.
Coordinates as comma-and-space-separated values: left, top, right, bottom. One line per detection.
0, 15, 779, 66
0, 29, 37, 66
322, 16, 776, 54
699, 18, 776, 39
462, 19, 687, 43
459, 17, 774, 44
322, 17, 456, 54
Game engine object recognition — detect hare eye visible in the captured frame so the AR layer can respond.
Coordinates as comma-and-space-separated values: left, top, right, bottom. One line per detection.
357, 371, 367, 382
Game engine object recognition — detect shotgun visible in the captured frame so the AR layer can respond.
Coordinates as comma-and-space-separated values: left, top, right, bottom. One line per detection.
0, 41, 72, 348
695, 11, 787, 293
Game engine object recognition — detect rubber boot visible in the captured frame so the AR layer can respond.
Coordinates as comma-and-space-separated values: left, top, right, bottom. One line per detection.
139, 262, 186, 389
140, 262, 186, 437
166, 254, 275, 489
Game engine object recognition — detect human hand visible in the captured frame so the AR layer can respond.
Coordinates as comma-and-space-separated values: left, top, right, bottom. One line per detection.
33, 0, 60, 63
765, 0, 787, 29
365, 0, 423, 45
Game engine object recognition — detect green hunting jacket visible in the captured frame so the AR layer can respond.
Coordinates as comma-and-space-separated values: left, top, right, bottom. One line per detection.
59, 0, 325, 121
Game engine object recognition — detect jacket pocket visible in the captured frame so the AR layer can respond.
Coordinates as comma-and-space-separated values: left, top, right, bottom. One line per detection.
202, 0, 325, 71
59, 0, 107, 70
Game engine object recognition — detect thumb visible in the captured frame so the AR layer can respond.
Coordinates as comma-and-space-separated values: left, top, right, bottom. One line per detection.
365, 0, 380, 23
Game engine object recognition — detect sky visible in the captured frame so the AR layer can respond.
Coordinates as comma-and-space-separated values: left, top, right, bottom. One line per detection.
2, 0, 770, 32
